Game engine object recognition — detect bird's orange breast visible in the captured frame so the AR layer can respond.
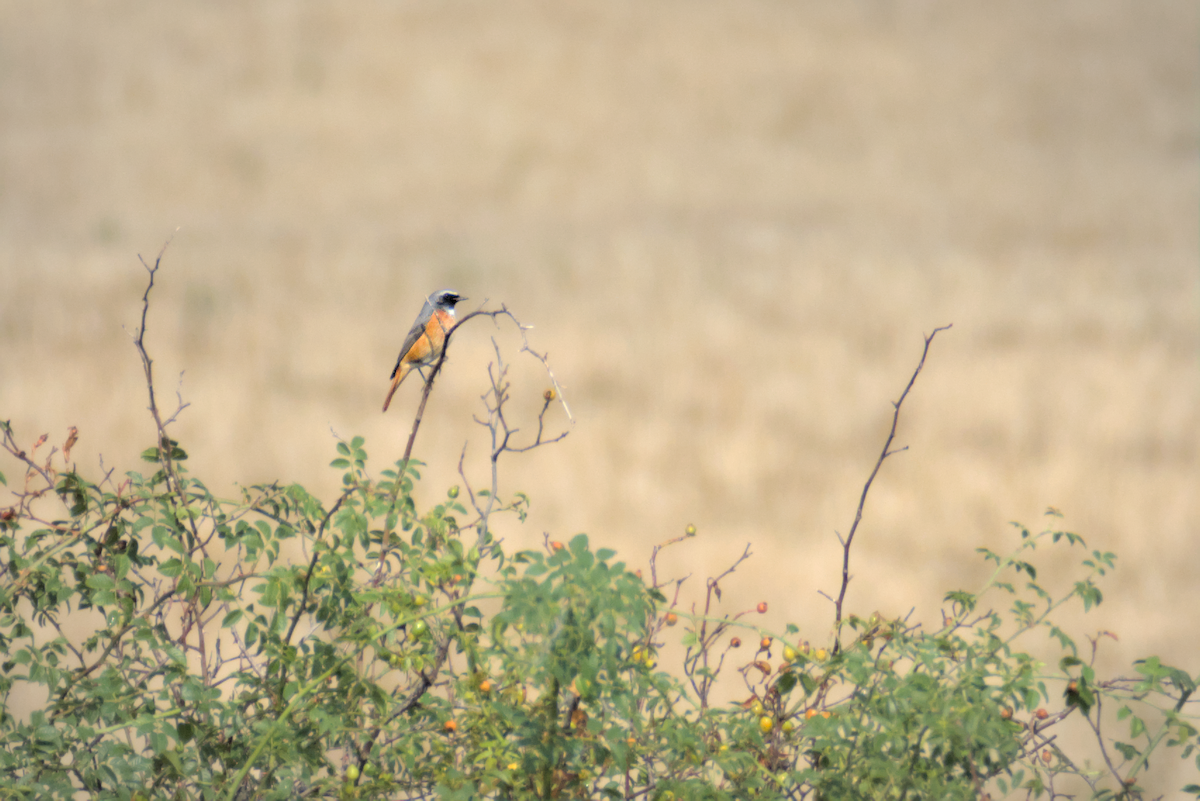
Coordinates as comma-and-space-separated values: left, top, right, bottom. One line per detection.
403, 309, 455, 366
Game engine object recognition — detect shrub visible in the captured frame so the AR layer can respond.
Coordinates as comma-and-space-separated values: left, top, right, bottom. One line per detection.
0, 253, 1195, 800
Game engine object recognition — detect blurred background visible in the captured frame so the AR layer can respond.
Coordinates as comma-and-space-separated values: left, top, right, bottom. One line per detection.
1, 0, 1196, 787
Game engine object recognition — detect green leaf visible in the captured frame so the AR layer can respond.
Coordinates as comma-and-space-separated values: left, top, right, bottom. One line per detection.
1059, 655, 1081, 671
1114, 741, 1139, 761
86, 573, 115, 591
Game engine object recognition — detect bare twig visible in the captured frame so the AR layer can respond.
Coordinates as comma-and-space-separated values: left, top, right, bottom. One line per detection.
831, 325, 951, 650
382, 304, 570, 577
131, 235, 190, 471
390, 304, 570, 496
679, 543, 755, 709
129, 237, 212, 573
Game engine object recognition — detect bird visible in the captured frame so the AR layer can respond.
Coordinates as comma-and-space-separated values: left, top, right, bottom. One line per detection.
382, 289, 466, 412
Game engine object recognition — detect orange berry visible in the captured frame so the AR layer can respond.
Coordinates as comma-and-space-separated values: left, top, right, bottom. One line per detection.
757, 602, 768, 614
443, 719, 457, 733
730, 637, 742, 648
1035, 708, 1048, 720
550, 541, 565, 552
760, 637, 772, 650
665, 612, 678, 626
805, 709, 817, 720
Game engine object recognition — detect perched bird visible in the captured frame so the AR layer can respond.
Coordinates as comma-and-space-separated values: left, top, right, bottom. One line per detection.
382, 289, 466, 412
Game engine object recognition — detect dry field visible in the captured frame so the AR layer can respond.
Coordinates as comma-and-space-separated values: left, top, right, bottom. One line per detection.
1, 0, 1197, 791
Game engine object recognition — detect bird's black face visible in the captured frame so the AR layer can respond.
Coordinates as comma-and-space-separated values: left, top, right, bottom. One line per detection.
434, 290, 464, 309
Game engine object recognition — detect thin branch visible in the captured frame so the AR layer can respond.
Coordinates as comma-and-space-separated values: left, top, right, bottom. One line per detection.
832, 324, 952, 650
283, 488, 354, 646
390, 304, 572, 493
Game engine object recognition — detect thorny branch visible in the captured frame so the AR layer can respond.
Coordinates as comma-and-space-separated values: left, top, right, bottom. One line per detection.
374, 302, 569, 589
378, 303, 570, 578
829, 324, 951, 649
391, 303, 572, 494
666, 542, 755, 711
132, 236, 191, 492
460, 337, 569, 545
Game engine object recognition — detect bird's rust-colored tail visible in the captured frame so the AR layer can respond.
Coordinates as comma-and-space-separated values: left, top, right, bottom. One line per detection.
381, 364, 411, 412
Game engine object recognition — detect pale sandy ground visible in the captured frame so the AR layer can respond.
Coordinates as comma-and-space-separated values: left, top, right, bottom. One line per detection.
1, 1, 1197, 794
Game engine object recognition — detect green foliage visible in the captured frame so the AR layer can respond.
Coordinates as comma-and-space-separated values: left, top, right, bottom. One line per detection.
1, 425, 1196, 800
